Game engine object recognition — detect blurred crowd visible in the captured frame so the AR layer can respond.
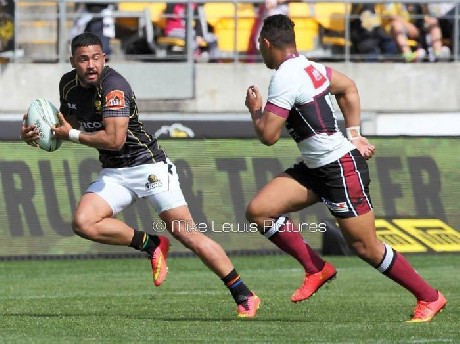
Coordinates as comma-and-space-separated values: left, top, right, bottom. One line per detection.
349, 3, 455, 62
72, 2, 460, 62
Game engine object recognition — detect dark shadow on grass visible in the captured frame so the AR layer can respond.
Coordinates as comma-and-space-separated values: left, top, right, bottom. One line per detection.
4, 312, 392, 323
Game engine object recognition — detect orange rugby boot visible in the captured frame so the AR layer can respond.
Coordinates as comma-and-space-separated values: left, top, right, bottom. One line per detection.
150, 236, 170, 286
406, 291, 447, 323
237, 293, 261, 318
291, 261, 337, 302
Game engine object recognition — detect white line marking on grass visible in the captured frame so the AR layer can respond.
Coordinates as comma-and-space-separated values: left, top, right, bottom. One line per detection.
399, 340, 454, 343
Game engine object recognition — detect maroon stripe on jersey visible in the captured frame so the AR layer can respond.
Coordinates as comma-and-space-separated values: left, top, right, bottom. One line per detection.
312, 87, 331, 133
325, 66, 332, 80
339, 153, 371, 216
265, 101, 290, 118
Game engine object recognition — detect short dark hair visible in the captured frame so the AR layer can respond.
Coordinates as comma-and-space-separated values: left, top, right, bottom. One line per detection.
260, 14, 296, 48
71, 32, 103, 56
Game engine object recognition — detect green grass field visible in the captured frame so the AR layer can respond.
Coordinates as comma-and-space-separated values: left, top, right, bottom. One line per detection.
0, 254, 458, 343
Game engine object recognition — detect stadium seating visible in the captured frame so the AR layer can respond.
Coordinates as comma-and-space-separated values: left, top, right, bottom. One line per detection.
289, 3, 318, 52
117, 2, 166, 26
15, 1, 58, 61
204, 2, 256, 53
313, 2, 350, 49
116, 2, 167, 56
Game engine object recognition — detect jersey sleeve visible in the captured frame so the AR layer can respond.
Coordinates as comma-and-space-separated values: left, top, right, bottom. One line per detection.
58, 77, 70, 116
325, 65, 332, 80
264, 72, 296, 119
102, 73, 132, 118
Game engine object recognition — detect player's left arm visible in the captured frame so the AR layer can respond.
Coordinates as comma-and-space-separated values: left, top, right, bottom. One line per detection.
329, 68, 375, 159
54, 79, 131, 150
329, 68, 361, 131
245, 85, 287, 146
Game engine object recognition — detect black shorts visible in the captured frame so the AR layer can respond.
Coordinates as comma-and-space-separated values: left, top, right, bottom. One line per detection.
285, 149, 373, 218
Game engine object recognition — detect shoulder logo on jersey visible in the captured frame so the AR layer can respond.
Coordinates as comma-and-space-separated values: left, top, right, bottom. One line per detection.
305, 65, 327, 89
145, 174, 162, 190
105, 90, 125, 110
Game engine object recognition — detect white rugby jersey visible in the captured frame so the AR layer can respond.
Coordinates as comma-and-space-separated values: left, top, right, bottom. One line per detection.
264, 54, 355, 168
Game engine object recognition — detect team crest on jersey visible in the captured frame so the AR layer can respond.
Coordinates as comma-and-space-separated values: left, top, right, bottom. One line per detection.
322, 198, 349, 213
94, 100, 102, 111
145, 174, 162, 190
105, 90, 125, 110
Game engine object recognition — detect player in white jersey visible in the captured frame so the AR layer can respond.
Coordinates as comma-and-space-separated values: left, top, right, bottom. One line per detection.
244, 14, 446, 322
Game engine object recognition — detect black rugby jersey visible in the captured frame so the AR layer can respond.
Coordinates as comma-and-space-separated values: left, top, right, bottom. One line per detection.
59, 66, 166, 168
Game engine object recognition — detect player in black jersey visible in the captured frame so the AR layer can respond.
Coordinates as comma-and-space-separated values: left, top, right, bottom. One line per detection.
20, 32, 260, 318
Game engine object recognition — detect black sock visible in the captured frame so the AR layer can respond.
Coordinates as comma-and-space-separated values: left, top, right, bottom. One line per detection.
222, 269, 252, 305
129, 230, 160, 255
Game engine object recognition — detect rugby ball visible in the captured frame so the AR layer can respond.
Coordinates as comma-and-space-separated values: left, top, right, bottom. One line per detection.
27, 98, 62, 152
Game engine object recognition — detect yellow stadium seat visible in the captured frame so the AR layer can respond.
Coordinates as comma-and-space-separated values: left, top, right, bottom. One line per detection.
289, 3, 318, 52
313, 2, 348, 32
313, 3, 350, 47
204, 2, 256, 52
118, 2, 166, 25
156, 36, 185, 47
116, 2, 166, 53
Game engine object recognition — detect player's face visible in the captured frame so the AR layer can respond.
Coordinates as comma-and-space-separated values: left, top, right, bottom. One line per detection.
71, 45, 106, 88
258, 36, 275, 70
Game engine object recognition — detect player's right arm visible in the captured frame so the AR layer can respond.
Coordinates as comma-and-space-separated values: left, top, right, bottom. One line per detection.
59, 111, 79, 129
245, 85, 287, 146
59, 80, 79, 129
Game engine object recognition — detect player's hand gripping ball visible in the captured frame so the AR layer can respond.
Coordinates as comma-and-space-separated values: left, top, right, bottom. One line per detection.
26, 98, 62, 152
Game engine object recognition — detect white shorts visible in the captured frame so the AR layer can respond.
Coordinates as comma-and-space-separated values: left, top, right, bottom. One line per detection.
85, 158, 187, 215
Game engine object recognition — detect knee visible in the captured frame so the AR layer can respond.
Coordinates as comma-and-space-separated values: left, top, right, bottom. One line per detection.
245, 199, 265, 224
72, 211, 94, 238
349, 240, 383, 264
391, 20, 404, 33
425, 17, 438, 26
349, 240, 369, 258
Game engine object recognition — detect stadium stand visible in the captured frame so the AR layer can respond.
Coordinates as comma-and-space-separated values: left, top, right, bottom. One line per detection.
313, 2, 350, 52
10, 0, 459, 63
288, 3, 318, 53
15, 1, 61, 61
118, 2, 166, 23
116, 1, 349, 59
154, 4, 210, 60
204, 2, 256, 54
117, 2, 209, 59
116, 2, 166, 55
